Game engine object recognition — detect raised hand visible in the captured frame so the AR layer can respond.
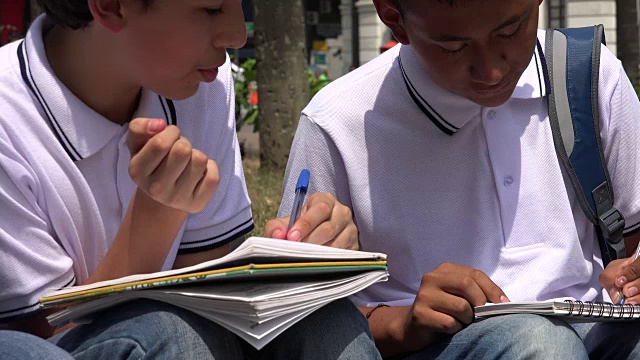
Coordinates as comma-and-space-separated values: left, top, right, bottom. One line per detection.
126, 118, 220, 213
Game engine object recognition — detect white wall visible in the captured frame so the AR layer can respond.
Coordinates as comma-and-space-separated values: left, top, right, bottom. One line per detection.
339, 0, 355, 74
566, 0, 617, 54
539, 1, 549, 28
356, 0, 388, 63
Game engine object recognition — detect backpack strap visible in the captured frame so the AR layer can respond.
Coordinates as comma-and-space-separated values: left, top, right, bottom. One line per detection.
544, 25, 625, 267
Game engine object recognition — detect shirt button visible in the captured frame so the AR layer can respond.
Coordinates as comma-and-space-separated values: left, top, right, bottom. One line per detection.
487, 110, 497, 120
504, 176, 514, 186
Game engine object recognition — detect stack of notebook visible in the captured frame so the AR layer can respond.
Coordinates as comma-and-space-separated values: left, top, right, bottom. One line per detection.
40, 237, 388, 349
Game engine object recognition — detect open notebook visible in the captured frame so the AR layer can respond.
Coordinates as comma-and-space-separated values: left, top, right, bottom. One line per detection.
40, 237, 388, 349
475, 299, 640, 322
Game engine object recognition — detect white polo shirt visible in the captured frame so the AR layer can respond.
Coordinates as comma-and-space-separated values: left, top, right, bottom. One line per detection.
279, 30, 640, 307
0, 15, 253, 322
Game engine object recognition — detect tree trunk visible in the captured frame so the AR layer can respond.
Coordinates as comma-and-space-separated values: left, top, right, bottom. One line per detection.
253, 0, 310, 171
617, 0, 640, 86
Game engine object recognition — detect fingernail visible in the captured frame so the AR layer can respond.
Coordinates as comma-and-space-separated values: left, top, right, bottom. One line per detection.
500, 295, 510, 303
273, 230, 283, 239
289, 230, 301, 241
628, 301, 638, 305
148, 119, 164, 132
629, 287, 639, 297
610, 289, 622, 303
617, 276, 628, 286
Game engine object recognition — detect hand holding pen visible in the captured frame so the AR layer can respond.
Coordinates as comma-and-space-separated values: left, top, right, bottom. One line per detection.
600, 240, 640, 305
617, 243, 640, 304
264, 169, 359, 249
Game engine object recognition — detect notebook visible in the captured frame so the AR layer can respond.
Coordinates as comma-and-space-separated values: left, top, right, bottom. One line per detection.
475, 299, 640, 321
40, 237, 389, 349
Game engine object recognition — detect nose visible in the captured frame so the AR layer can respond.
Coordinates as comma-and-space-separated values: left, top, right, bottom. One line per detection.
469, 46, 509, 86
219, 1, 247, 50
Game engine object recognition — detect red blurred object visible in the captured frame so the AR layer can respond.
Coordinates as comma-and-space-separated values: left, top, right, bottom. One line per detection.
249, 89, 258, 106
1, 0, 28, 46
380, 40, 399, 54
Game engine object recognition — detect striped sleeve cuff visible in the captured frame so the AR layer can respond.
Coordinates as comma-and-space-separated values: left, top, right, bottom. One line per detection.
178, 207, 254, 254
0, 271, 75, 323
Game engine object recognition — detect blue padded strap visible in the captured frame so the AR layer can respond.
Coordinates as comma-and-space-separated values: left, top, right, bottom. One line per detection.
546, 26, 625, 265
556, 26, 610, 219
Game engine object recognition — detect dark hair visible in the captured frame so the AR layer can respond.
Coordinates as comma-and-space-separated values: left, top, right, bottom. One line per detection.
392, 0, 461, 13
36, 0, 154, 30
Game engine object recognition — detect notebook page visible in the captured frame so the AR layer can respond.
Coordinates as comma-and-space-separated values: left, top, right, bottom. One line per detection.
45, 237, 387, 297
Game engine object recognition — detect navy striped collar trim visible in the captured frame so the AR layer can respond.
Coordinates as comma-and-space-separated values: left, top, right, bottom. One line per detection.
159, 96, 178, 127
399, 39, 548, 136
17, 40, 178, 162
18, 41, 83, 161
399, 55, 459, 135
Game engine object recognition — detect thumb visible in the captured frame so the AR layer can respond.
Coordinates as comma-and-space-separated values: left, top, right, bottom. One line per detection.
600, 258, 630, 303
613, 259, 640, 297
127, 118, 166, 155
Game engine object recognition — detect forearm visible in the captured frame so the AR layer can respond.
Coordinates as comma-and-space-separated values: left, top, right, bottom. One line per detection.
359, 305, 436, 357
9, 190, 187, 337
85, 189, 188, 284
624, 232, 640, 258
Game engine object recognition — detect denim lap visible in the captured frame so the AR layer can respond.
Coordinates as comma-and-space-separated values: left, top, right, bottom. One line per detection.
48, 298, 380, 360
49, 299, 245, 360
0, 330, 74, 360
570, 320, 640, 360
402, 314, 589, 360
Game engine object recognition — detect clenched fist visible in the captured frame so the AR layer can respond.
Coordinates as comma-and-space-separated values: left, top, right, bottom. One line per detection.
126, 118, 219, 213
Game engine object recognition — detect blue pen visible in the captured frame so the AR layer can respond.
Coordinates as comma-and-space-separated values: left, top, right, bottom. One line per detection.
288, 169, 310, 231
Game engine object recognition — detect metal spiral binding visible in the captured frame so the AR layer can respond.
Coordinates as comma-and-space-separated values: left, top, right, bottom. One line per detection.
562, 300, 640, 318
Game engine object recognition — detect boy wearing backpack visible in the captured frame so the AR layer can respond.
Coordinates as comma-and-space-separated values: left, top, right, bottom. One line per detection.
0, 0, 380, 359
269, 0, 640, 358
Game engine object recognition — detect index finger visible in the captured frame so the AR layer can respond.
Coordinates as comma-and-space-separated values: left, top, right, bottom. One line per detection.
264, 217, 290, 239
288, 194, 334, 242
438, 272, 493, 310
468, 269, 509, 305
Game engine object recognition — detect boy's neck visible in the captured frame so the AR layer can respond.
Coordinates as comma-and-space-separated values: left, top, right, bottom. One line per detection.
44, 24, 141, 126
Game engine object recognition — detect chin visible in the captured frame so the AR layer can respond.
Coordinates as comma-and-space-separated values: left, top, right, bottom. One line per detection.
468, 86, 516, 108
157, 83, 201, 101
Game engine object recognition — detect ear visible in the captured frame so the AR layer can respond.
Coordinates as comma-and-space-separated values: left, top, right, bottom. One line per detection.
373, 0, 410, 45
87, 0, 125, 33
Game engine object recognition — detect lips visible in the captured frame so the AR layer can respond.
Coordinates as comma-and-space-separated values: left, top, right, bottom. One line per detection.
199, 68, 219, 83
471, 77, 513, 98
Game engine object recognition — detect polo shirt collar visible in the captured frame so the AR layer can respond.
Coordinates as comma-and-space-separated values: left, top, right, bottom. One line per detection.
399, 33, 548, 136
512, 39, 549, 99
17, 15, 177, 162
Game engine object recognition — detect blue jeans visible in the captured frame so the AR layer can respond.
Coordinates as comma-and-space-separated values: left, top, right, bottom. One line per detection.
572, 320, 640, 359
0, 330, 73, 360
48, 298, 381, 360
401, 314, 640, 360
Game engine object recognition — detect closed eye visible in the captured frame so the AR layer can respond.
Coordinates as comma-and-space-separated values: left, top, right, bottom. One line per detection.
205, 8, 223, 16
440, 44, 468, 56
498, 21, 523, 39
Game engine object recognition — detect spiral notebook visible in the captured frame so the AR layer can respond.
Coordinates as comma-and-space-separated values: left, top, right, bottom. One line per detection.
475, 299, 640, 322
